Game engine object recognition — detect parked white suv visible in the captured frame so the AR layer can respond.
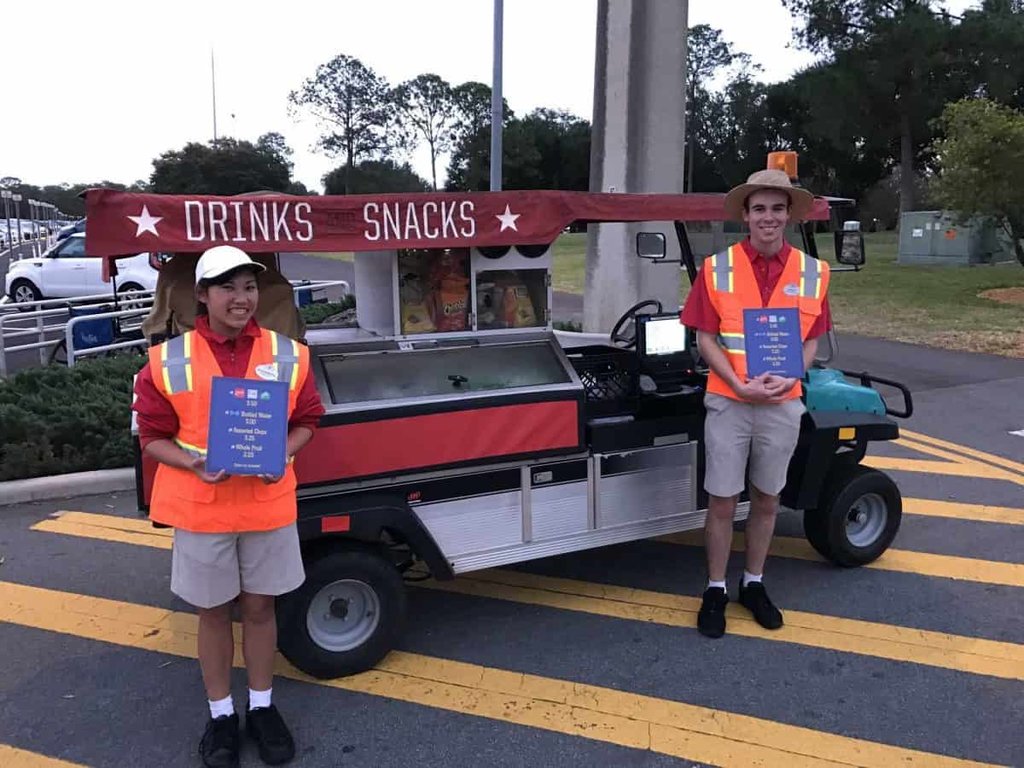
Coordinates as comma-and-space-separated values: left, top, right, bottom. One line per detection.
5, 234, 159, 304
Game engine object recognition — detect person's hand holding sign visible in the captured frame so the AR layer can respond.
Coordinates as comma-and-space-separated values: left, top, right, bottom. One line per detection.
190, 457, 228, 484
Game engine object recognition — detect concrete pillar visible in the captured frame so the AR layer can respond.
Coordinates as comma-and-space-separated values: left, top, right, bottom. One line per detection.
584, 0, 688, 332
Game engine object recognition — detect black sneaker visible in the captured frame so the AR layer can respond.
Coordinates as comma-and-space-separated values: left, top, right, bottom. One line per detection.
697, 586, 729, 638
738, 581, 784, 629
246, 704, 296, 765
199, 713, 240, 768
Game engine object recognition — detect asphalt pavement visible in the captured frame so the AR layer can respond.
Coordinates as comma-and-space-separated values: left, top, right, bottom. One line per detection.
1, 291, 1022, 765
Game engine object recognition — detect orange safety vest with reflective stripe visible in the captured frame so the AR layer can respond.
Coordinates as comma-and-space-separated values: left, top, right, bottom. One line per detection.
146, 327, 310, 533
703, 244, 830, 402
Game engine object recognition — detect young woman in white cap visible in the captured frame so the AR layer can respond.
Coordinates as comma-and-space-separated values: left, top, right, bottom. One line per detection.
133, 245, 324, 767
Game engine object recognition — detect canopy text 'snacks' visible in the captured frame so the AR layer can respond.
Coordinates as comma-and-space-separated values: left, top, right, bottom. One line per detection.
184, 200, 314, 243
362, 200, 477, 241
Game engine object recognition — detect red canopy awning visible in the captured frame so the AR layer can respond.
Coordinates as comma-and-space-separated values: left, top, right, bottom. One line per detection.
84, 188, 831, 257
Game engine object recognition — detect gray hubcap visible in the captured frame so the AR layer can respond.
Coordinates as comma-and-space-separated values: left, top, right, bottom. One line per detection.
14, 284, 35, 302
846, 492, 888, 547
306, 579, 380, 652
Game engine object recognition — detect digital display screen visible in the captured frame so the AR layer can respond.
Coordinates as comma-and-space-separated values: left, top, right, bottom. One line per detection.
642, 316, 688, 357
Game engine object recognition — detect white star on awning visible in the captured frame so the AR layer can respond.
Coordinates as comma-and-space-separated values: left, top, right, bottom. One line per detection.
495, 204, 520, 232
127, 205, 163, 237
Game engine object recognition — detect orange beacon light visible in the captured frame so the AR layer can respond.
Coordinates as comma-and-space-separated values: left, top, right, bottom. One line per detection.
767, 151, 799, 180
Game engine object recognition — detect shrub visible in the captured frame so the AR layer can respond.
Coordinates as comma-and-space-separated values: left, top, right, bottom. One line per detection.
0, 355, 146, 481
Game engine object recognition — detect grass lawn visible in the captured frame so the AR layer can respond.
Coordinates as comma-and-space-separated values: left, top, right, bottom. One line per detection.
550, 230, 1022, 357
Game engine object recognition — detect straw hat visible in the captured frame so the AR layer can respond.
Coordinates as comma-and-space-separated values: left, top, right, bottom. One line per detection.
723, 169, 815, 222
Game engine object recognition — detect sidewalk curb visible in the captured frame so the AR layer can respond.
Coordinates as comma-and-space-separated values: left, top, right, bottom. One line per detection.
0, 468, 135, 507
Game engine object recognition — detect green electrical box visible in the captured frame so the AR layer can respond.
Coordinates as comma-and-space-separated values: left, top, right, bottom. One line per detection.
898, 211, 1009, 265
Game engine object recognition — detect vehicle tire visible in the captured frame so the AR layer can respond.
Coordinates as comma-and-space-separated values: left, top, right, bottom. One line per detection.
10, 279, 42, 309
117, 282, 146, 310
48, 339, 68, 366
276, 544, 406, 679
803, 464, 901, 567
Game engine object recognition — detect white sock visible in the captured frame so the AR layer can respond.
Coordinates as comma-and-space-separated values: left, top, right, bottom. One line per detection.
209, 694, 234, 719
707, 579, 727, 591
743, 571, 763, 586
249, 687, 272, 710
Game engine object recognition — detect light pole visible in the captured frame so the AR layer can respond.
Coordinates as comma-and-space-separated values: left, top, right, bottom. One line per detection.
490, 0, 503, 192
0, 190, 10, 253
12, 193, 23, 258
28, 199, 40, 257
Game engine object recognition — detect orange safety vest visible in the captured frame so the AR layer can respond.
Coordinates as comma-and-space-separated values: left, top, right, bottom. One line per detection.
704, 244, 830, 402
146, 327, 311, 533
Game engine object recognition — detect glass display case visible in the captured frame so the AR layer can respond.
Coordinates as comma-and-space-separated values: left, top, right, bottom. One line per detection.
318, 339, 576, 407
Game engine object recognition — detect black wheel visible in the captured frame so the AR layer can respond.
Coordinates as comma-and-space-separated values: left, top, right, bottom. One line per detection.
276, 544, 406, 679
117, 282, 146, 310
48, 338, 68, 365
804, 464, 902, 567
10, 279, 42, 309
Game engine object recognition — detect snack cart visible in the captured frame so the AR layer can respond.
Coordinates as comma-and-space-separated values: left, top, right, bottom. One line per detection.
85, 180, 913, 679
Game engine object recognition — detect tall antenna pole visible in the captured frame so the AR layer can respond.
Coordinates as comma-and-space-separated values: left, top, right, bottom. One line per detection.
211, 48, 218, 142
489, 0, 503, 191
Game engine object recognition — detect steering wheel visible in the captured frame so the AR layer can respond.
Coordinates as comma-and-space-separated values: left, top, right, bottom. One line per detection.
609, 300, 663, 349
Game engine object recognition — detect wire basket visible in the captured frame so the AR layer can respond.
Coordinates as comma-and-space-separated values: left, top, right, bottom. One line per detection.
567, 346, 640, 416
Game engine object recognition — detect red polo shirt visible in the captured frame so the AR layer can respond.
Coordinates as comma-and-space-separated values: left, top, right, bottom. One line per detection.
133, 316, 324, 450
681, 238, 832, 337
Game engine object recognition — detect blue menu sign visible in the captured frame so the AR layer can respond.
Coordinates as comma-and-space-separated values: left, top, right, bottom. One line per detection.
206, 376, 288, 477
743, 307, 804, 379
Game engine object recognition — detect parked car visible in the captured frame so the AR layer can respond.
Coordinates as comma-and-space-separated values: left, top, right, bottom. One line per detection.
56, 218, 86, 242
5, 233, 158, 304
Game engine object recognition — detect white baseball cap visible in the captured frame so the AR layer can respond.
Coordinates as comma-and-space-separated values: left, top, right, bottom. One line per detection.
194, 245, 266, 283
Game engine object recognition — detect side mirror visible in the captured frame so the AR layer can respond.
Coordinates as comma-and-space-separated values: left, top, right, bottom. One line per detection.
834, 221, 865, 266
636, 231, 667, 260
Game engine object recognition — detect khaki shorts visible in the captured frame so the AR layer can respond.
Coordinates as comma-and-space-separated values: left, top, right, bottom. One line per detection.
703, 393, 805, 498
171, 524, 305, 609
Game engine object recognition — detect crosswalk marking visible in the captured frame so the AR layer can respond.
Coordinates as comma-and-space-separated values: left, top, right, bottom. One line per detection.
0, 582, 998, 768
663, 530, 1024, 588
30, 511, 1024, 682
0, 745, 88, 767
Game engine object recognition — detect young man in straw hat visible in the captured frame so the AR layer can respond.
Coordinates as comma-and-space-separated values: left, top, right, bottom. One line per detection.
681, 169, 832, 638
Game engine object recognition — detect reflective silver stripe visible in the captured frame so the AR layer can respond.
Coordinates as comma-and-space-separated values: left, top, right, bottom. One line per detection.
712, 249, 733, 293
801, 253, 820, 299
717, 335, 745, 352
163, 333, 192, 394
270, 331, 300, 390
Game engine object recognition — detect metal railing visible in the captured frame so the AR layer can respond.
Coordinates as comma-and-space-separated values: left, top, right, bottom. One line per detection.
1, 280, 349, 376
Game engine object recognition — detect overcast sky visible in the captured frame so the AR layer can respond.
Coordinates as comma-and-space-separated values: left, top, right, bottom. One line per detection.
0, 0, 977, 194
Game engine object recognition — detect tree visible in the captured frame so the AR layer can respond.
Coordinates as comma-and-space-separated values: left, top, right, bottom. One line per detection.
931, 98, 1024, 267
780, 0, 962, 216
150, 138, 292, 195
289, 54, 398, 194
393, 74, 457, 190
322, 159, 429, 195
954, 0, 1024, 109
256, 132, 295, 172
445, 109, 589, 192
685, 25, 755, 191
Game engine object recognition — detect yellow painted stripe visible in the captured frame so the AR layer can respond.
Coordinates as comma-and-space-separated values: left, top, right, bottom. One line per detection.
0, 582, 997, 768
423, 570, 1024, 680
32, 512, 1024, 681
0, 745, 88, 768
901, 429, 1024, 476
664, 532, 1024, 588
862, 455, 1019, 483
903, 498, 1024, 526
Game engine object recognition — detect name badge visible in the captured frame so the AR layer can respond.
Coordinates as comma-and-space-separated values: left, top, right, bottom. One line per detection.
783, 283, 800, 297
255, 363, 279, 381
